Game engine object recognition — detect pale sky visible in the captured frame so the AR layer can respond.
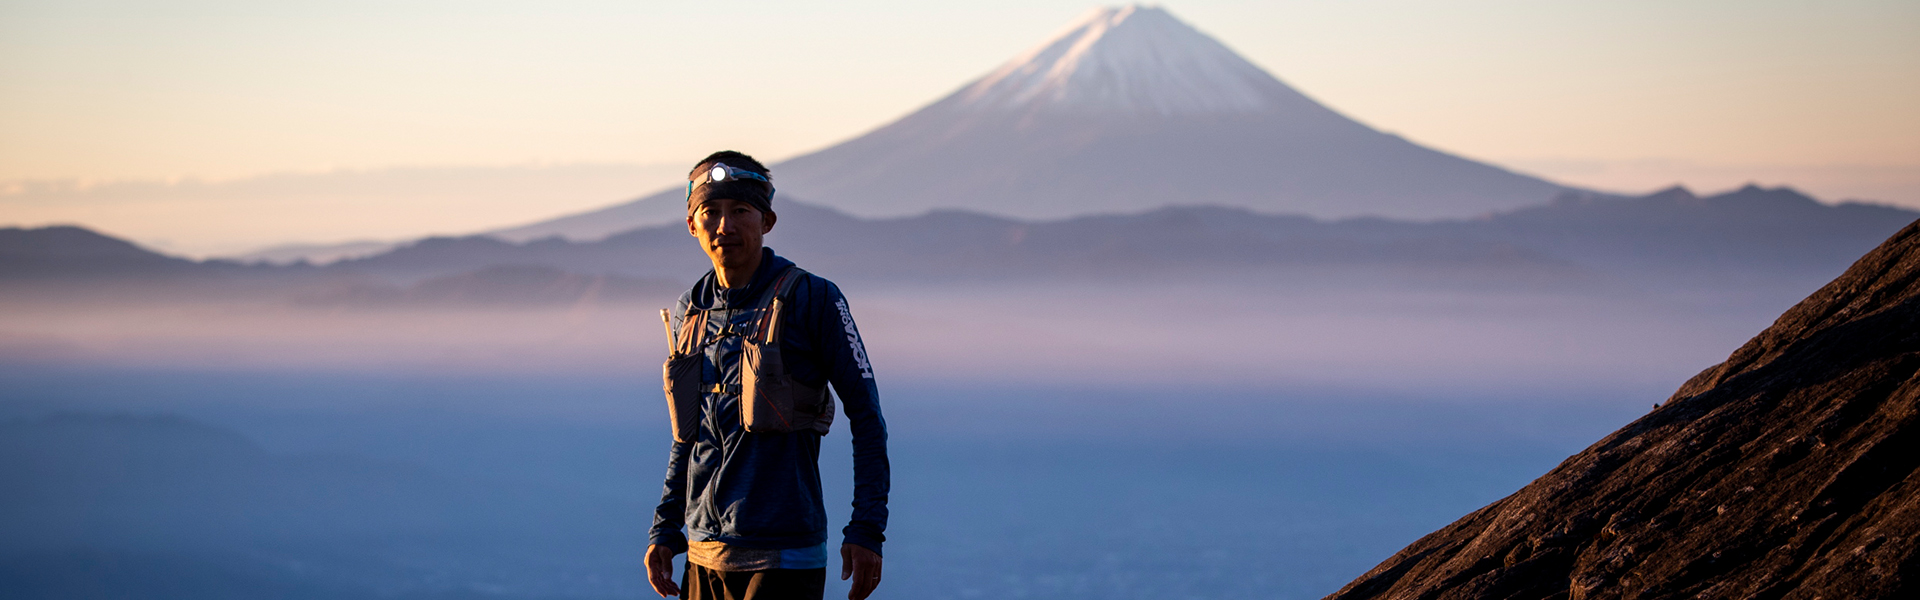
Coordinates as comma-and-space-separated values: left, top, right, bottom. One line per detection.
3, 0, 1917, 255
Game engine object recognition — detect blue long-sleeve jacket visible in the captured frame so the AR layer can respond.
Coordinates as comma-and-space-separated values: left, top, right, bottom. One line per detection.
650, 249, 891, 556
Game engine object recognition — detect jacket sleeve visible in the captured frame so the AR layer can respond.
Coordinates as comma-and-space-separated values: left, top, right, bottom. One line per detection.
648, 297, 693, 553
800, 277, 891, 556
648, 439, 693, 553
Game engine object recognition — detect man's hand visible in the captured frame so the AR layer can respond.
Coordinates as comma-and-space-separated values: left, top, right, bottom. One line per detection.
646, 544, 682, 598
840, 543, 883, 600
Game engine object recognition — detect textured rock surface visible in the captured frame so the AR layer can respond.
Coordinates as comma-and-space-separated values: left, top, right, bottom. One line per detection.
1327, 220, 1920, 599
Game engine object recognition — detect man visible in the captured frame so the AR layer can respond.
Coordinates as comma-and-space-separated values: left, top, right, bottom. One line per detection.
647, 151, 890, 600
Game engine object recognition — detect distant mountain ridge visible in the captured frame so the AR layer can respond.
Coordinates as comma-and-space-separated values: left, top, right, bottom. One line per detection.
352, 185, 1920, 290
6, 186, 1912, 305
491, 4, 1569, 243
0, 226, 202, 278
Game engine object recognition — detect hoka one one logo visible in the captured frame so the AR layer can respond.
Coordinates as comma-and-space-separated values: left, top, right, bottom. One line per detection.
835, 299, 874, 379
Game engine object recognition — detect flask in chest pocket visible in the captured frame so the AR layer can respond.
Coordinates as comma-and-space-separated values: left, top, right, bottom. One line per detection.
661, 309, 706, 443
742, 295, 834, 435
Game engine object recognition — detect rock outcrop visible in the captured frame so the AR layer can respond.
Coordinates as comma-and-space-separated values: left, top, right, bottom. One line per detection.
1327, 219, 1920, 599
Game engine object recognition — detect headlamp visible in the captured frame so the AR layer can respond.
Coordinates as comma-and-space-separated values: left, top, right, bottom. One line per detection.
683, 160, 771, 214
688, 162, 772, 197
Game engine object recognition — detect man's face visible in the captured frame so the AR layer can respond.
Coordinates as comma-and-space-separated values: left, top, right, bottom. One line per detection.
687, 196, 776, 267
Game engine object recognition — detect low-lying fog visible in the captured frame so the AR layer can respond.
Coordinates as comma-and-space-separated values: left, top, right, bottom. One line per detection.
0, 278, 1806, 599
0, 278, 1793, 390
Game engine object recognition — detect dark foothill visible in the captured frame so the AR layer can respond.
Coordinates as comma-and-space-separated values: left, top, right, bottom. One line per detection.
1326, 218, 1920, 600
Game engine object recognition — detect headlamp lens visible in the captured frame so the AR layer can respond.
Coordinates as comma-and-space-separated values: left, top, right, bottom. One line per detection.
710, 165, 728, 182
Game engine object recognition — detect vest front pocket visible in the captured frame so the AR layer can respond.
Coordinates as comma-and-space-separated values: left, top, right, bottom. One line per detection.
742, 340, 831, 434
741, 341, 797, 433
663, 354, 705, 443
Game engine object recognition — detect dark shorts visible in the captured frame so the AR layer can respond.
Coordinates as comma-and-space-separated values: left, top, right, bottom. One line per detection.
683, 562, 826, 600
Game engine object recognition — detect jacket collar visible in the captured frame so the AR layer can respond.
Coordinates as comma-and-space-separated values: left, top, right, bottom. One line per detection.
690, 247, 794, 311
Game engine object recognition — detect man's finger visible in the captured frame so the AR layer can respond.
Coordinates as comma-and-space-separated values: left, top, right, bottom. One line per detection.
852, 571, 873, 600
849, 563, 879, 600
840, 544, 853, 580
847, 554, 881, 600
645, 546, 681, 598
647, 567, 669, 596
655, 571, 680, 596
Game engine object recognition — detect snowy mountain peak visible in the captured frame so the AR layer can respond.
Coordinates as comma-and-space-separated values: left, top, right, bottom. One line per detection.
956, 5, 1299, 115
492, 4, 1570, 236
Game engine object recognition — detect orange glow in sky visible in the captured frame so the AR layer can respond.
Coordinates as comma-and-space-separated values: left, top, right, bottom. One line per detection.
3, 1, 1916, 255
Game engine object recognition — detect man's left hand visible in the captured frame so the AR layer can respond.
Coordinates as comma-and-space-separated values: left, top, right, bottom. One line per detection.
840, 543, 883, 600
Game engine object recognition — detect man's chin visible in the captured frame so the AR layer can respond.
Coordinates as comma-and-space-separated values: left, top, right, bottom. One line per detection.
711, 245, 757, 261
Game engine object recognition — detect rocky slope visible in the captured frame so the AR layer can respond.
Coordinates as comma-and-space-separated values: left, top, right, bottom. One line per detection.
1326, 219, 1920, 598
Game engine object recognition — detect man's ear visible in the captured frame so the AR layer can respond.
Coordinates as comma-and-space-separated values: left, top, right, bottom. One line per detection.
686, 214, 697, 237
761, 211, 777, 233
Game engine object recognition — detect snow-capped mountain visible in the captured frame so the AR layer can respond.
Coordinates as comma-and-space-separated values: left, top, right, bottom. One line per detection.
493, 5, 1569, 242
956, 5, 1311, 116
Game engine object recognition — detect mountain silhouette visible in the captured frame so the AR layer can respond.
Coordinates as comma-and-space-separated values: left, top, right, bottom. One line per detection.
0, 226, 199, 279
6, 186, 1913, 297
1326, 219, 1920, 598
491, 5, 1568, 242
348, 186, 1919, 292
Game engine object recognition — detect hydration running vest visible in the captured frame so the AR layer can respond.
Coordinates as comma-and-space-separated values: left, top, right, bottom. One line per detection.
660, 266, 835, 443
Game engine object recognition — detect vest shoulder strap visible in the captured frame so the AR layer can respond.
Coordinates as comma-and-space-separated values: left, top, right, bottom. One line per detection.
754, 266, 807, 309
753, 265, 808, 343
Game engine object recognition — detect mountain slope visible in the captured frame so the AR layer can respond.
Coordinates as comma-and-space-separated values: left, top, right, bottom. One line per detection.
776, 6, 1564, 220
0, 226, 199, 278
487, 188, 686, 243
492, 5, 1568, 242
1326, 220, 1920, 598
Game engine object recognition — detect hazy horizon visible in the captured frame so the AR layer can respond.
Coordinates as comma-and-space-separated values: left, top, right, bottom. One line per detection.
4, 1, 1917, 255
10, 166, 1906, 259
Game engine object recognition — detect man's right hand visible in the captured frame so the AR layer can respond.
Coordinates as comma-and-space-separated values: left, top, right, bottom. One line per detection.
646, 544, 683, 597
